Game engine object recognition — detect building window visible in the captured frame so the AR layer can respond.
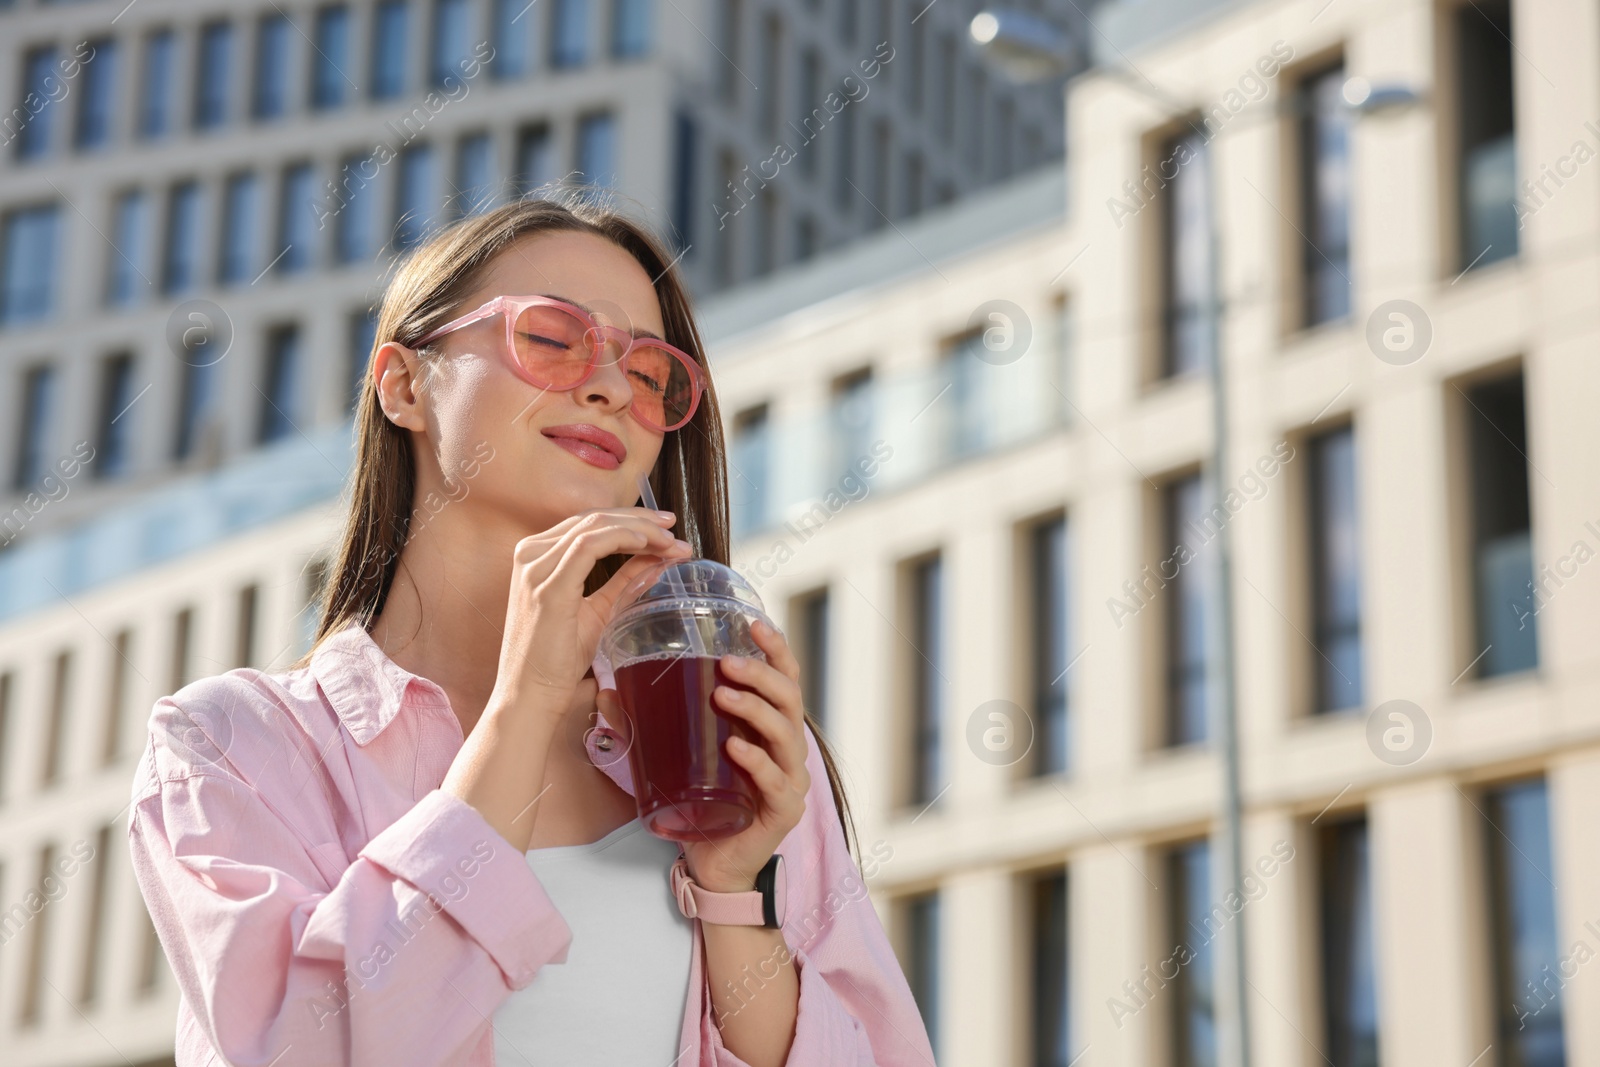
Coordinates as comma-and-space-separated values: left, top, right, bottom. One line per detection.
77, 823, 114, 1007
670, 110, 696, 253
1168, 838, 1216, 1067
794, 214, 817, 261
1, 204, 60, 326
138, 29, 177, 139
611, 0, 652, 58
902, 891, 941, 1060
19, 844, 57, 1025
830, 368, 874, 488
514, 124, 555, 198
1297, 61, 1352, 326
1160, 127, 1212, 378
834, 91, 856, 211
1318, 816, 1378, 1067
16, 46, 58, 160
753, 186, 777, 276
430, 0, 472, 87
1463, 370, 1537, 678
717, 0, 742, 103
107, 190, 150, 306
552, 0, 588, 68
1164, 474, 1210, 746
219, 172, 260, 286
760, 13, 782, 140
491, 0, 532, 79
93, 352, 137, 480
75, 38, 118, 150
795, 589, 829, 733
394, 144, 436, 251
371, 0, 409, 100
1308, 425, 1363, 712
13, 364, 57, 491
236, 583, 260, 668
577, 112, 617, 189
714, 149, 738, 286
336, 152, 377, 262
1030, 868, 1072, 1067
277, 162, 319, 273
258, 324, 301, 444
41, 649, 71, 787
869, 118, 891, 227
940, 329, 991, 462
1485, 777, 1564, 1066
797, 49, 821, 178
451, 132, 496, 219
938, 33, 958, 145
173, 356, 219, 462
194, 21, 234, 130
908, 555, 944, 806
161, 181, 205, 295
312, 5, 351, 108
1456, 0, 1516, 271
347, 306, 378, 414
903, 151, 924, 217
102, 629, 132, 765
1031, 515, 1071, 776
253, 13, 293, 120
730, 404, 770, 540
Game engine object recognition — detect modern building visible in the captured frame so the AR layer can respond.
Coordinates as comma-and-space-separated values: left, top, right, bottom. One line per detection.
3, 1, 1600, 1067
0, 0, 1081, 551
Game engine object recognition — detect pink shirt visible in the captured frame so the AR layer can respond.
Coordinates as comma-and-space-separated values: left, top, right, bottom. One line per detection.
127, 618, 937, 1066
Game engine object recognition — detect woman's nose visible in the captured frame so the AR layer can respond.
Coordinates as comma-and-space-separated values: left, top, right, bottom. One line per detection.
575, 340, 635, 414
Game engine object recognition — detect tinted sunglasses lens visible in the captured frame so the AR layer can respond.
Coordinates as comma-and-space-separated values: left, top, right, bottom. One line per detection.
627, 344, 696, 429
511, 304, 593, 386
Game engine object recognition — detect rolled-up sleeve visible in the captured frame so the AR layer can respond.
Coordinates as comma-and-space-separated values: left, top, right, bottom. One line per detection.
128, 757, 571, 1066
702, 724, 938, 1067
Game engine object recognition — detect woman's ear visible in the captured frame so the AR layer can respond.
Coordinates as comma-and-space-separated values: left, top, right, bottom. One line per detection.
373, 341, 428, 432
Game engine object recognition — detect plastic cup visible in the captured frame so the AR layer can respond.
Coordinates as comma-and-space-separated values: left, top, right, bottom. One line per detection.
593, 558, 772, 840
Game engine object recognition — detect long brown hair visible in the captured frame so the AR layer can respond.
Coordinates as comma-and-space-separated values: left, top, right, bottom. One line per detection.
293, 188, 860, 863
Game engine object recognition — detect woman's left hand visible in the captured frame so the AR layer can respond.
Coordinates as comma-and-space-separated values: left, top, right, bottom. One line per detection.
682, 617, 811, 892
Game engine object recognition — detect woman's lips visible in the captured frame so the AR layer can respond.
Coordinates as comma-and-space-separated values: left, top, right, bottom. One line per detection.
544, 433, 622, 469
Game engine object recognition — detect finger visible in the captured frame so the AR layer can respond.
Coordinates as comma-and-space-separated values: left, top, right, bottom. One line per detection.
749, 618, 801, 685
720, 652, 804, 730
713, 687, 803, 776
545, 521, 685, 591
586, 544, 691, 618
726, 735, 799, 811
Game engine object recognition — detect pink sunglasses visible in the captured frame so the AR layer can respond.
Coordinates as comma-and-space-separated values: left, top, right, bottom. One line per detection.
415, 294, 706, 432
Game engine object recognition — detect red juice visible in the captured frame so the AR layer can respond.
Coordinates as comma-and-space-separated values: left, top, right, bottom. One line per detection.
614, 654, 760, 840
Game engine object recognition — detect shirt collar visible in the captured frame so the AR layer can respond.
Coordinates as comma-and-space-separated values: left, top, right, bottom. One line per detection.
310, 619, 452, 746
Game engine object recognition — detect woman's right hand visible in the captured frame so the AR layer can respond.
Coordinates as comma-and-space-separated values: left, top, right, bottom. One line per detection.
488, 506, 693, 723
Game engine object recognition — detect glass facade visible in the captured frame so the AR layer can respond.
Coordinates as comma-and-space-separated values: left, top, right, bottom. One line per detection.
194, 22, 234, 130
1169, 839, 1216, 1067
1319, 817, 1379, 1067
138, 30, 176, 139
1032, 515, 1071, 776
1465, 371, 1537, 677
312, 5, 351, 109
1165, 474, 1210, 746
577, 112, 618, 189
220, 172, 260, 286
17, 47, 58, 160
371, 0, 409, 100
1161, 128, 1212, 378
253, 13, 293, 120
75, 39, 118, 150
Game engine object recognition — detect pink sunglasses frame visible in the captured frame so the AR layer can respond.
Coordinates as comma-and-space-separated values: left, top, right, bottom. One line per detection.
414, 294, 706, 432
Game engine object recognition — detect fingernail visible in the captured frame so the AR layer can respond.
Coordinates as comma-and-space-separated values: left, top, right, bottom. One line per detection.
723, 655, 744, 668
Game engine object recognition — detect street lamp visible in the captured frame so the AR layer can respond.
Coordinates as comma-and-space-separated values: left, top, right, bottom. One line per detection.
968, 9, 1081, 82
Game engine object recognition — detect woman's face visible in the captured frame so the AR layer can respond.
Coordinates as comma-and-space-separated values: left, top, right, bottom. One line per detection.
386, 229, 676, 536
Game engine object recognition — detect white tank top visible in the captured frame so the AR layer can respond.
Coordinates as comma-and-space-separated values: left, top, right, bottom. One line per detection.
492, 818, 695, 1066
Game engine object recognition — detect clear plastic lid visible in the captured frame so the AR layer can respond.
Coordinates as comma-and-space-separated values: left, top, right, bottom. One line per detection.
591, 560, 773, 689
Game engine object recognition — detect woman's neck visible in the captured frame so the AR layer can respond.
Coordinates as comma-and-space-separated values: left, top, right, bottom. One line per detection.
367, 504, 524, 737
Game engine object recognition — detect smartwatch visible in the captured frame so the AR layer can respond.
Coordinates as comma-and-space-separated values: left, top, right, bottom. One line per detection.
670, 854, 786, 928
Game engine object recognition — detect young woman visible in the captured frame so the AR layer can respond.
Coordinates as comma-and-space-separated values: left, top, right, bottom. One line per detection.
126, 193, 936, 1067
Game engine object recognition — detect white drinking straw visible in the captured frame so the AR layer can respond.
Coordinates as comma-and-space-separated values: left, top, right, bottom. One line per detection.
637, 473, 708, 658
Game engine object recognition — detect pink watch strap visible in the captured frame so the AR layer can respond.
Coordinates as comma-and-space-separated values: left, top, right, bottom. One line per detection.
670, 857, 767, 925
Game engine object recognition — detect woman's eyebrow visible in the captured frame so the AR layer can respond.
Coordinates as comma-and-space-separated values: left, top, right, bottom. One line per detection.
542, 293, 665, 341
